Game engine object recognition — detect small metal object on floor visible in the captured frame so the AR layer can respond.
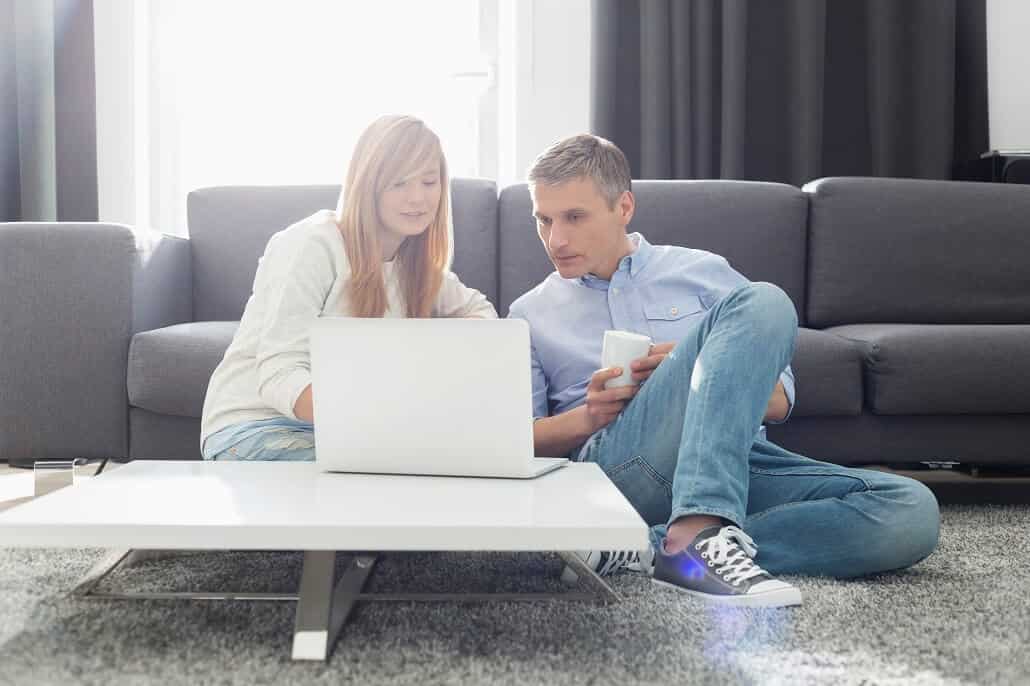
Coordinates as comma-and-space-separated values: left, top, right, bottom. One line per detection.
71, 547, 620, 662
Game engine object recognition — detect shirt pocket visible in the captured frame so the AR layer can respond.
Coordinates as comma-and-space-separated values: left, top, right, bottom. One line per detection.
643, 296, 706, 342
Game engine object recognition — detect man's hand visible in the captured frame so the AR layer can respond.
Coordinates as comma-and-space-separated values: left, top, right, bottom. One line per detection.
629, 342, 676, 383
583, 367, 640, 434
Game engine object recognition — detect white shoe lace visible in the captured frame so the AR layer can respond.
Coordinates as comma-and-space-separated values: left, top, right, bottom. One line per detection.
696, 526, 768, 586
596, 550, 640, 576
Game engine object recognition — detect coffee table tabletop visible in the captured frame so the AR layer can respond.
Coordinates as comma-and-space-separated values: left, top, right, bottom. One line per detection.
0, 460, 649, 552
0, 459, 651, 661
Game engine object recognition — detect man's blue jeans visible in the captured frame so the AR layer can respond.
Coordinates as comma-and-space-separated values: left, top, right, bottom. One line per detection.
582, 282, 940, 578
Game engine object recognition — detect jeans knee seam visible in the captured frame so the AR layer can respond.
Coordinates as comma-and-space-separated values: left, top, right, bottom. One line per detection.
747, 499, 823, 525
749, 467, 875, 491
639, 456, 671, 489
746, 487, 873, 525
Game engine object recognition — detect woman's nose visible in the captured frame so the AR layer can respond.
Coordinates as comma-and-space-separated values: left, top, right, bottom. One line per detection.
406, 186, 426, 207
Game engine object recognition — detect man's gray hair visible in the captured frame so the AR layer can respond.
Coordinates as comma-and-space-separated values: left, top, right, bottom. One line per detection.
527, 134, 632, 208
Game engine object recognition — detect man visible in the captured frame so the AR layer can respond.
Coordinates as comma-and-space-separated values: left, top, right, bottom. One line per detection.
507, 135, 940, 607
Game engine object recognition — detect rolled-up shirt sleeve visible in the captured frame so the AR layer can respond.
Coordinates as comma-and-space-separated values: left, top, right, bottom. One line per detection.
767, 364, 796, 424
254, 233, 336, 420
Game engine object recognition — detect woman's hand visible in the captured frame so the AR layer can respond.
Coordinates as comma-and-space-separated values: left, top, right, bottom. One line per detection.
293, 385, 314, 423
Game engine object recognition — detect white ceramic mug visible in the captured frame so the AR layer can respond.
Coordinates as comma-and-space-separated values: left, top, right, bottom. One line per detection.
601, 330, 653, 389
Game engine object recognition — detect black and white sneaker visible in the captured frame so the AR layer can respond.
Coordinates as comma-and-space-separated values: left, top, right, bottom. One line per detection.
560, 547, 654, 585
652, 525, 802, 607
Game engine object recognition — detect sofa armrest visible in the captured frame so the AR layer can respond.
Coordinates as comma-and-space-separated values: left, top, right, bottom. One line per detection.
132, 229, 192, 334
0, 222, 192, 462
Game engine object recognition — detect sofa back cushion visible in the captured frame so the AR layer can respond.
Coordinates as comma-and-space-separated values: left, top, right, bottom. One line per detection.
498, 180, 809, 319
805, 177, 1030, 327
188, 179, 499, 321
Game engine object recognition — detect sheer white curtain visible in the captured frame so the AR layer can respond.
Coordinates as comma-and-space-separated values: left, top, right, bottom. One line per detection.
94, 0, 592, 237
96, 0, 491, 236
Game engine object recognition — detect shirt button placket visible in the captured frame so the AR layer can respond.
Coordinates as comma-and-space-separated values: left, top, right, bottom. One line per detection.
609, 279, 623, 330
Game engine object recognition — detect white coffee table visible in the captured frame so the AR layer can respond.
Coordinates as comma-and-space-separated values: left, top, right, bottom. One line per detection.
0, 460, 649, 660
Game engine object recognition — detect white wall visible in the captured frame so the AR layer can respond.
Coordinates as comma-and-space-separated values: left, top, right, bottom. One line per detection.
518, 0, 592, 180
493, 0, 592, 187
986, 0, 1030, 150
93, 0, 138, 227
93, 1, 186, 234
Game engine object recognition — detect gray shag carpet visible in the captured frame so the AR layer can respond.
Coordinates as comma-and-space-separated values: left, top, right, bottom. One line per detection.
1, 504, 1028, 686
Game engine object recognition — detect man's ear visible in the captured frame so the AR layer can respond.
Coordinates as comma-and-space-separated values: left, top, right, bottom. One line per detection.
619, 190, 636, 227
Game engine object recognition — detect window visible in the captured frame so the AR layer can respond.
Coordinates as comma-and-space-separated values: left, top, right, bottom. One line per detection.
97, 0, 493, 234
95, 0, 593, 236
170, 0, 491, 188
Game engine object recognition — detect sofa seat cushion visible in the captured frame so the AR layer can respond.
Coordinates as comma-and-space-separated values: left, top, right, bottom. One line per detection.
826, 324, 1030, 415
127, 323, 863, 421
128, 322, 239, 418
788, 328, 865, 417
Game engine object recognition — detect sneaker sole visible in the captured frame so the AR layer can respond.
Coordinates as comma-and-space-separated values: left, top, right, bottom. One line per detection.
652, 578, 802, 608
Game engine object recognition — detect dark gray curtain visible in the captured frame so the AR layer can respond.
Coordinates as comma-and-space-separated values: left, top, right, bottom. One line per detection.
592, 0, 988, 184
0, 0, 19, 220
53, 0, 98, 221
0, 0, 97, 222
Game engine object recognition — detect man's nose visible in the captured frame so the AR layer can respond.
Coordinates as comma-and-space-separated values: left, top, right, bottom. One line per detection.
549, 225, 569, 251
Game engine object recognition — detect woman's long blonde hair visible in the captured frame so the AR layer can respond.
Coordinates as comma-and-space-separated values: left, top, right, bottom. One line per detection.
336, 115, 450, 318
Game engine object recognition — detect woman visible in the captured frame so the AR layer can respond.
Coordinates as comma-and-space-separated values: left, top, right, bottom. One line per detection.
200, 115, 497, 461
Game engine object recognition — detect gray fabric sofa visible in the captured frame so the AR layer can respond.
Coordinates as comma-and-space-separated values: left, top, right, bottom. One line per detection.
2, 177, 1028, 467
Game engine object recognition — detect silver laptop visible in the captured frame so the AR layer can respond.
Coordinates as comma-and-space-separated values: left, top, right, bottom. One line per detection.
310, 317, 567, 479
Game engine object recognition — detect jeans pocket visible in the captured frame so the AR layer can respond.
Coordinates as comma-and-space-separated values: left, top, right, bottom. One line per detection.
602, 456, 672, 526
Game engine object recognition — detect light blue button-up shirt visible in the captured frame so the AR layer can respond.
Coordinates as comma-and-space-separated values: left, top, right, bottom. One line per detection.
507, 233, 795, 454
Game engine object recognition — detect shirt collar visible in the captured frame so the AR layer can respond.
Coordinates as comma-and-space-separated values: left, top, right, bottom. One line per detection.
626, 232, 653, 277
579, 232, 653, 287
